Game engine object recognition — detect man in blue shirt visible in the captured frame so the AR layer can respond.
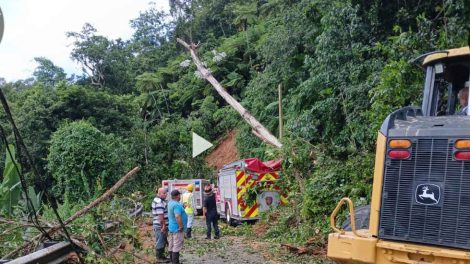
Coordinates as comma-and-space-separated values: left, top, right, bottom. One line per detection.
168, 190, 187, 264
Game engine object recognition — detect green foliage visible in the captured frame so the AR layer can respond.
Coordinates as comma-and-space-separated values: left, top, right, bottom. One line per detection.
0, 144, 21, 215
41, 196, 140, 261
47, 121, 125, 202
301, 152, 374, 220
67, 23, 134, 93
54, 85, 137, 135
26, 186, 42, 216
0, 0, 468, 256
32, 57, 67, 86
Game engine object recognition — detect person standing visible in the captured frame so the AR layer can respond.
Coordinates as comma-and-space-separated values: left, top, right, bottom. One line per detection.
152, 187, 170, 263
181, 184, 196, 238
168, 190, 188, 264
457, 81, 470, 115
203, 185, 220, 239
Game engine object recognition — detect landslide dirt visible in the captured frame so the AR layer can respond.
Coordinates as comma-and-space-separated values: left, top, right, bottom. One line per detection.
205, 130, 238, 171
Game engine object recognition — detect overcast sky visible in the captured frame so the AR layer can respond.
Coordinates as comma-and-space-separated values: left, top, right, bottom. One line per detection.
0, 0, 169, 82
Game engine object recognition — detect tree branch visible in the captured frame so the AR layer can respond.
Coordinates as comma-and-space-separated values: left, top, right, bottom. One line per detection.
1, 166, 141, 260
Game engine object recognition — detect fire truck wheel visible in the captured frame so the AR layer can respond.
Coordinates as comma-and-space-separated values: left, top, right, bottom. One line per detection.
225, 204, 234, 226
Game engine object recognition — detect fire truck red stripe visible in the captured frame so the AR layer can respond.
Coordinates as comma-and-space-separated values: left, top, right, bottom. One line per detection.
172, 184, 189, 187
245, 204, 258, 217
236, 171, 245, 182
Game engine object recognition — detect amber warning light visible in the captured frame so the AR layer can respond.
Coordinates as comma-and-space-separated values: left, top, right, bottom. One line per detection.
388, 139, 411, 159
454, 139, 470, 160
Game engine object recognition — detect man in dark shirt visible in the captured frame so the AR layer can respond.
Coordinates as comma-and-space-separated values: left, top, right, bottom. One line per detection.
203, 185, 220, 239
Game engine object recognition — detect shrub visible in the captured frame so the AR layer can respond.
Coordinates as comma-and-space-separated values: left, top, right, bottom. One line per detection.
47, 121, 124, 202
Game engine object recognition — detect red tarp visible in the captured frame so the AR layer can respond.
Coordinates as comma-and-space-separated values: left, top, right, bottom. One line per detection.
244, 158, 282, 173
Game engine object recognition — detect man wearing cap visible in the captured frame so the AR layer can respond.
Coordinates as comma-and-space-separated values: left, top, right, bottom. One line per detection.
457, 81, 470, 115
168, 189, 188, 264
181, 184, 196, 238
203, 185, 220, 239
152, 187, 170, 263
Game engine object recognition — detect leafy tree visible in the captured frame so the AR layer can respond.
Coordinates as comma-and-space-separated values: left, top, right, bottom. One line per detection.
47, 121, 124, 202
14, 85, 60, 175
67, 24, 133, 93
32, 57, 66, 86
54, 85, 137, 135
130, 3, 172, 48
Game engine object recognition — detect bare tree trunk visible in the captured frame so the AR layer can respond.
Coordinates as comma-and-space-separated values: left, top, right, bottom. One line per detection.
176, 38, 282, 148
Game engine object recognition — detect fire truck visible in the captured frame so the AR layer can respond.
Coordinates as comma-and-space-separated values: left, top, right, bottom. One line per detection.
216, 158, 287, 225
162, 179, 210, 215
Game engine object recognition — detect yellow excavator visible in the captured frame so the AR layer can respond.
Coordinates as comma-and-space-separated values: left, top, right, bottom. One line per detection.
328, 46, 470, 263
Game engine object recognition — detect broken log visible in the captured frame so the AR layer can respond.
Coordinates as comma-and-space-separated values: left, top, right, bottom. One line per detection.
176, 38, 282, 148
1, 166, 141, 260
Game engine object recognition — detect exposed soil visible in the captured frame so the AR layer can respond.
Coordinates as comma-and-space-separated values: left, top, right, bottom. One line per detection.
205, 130, 238, 171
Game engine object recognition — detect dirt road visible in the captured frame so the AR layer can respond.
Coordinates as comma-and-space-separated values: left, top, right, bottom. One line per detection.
134, 216, 329, 264
137, 217, 270, 263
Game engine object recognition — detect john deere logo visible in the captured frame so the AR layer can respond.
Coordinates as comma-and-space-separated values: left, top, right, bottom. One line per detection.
415, 184, 440, 205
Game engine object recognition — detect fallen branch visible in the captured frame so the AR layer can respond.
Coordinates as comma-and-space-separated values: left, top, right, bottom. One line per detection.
63, 166, 141, 227
1, 166, 141, 260
176, 38, 282, 148
280, 243, 325, 255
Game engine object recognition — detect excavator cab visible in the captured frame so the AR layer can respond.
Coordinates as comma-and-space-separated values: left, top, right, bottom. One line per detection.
328, 46, 470, 264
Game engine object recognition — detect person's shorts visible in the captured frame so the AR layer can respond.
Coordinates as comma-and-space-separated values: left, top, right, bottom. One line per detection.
153, 225, 167, 249
168, 232, 184, 252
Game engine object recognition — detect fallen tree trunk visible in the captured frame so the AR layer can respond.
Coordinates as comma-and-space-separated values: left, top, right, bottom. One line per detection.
176, 38, 282, 148
1, 166, 141, 260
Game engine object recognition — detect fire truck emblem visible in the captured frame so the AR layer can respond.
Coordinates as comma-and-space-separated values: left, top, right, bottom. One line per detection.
415, 184, 440, 205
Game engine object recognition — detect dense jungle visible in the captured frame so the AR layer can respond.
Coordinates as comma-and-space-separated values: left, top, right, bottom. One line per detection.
0, 0, 469, 263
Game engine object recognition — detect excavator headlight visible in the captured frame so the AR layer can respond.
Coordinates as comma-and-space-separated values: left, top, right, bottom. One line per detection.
389, 139, 411, 148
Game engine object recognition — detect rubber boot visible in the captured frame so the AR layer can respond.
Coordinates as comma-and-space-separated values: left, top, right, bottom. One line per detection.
168, 251, 173, 263
186, 228, 192, 239
171, 252, 180, 264
156, 248, 170, 263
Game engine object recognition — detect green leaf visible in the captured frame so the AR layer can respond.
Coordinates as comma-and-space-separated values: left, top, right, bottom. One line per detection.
0, 145, 22, 215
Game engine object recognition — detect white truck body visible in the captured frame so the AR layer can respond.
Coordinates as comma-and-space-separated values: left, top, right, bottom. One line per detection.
162, 179, 210, 215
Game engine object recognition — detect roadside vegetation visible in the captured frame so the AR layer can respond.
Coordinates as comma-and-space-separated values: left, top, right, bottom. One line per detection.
0, 0, 468, 262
